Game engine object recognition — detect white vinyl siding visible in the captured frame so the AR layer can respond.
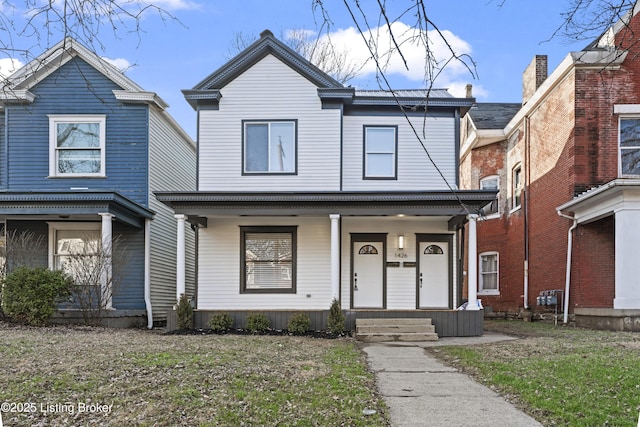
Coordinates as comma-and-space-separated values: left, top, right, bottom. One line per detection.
148, 107, 197, 319
198, 217, 332, 310
198, 55, 341, 191
343, 115, 457, 191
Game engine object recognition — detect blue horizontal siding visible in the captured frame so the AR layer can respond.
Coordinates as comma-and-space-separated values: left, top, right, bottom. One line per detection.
5, 57, 149, 207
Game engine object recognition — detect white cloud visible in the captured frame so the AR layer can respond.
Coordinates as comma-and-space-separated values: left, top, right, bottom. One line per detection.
0, 58, 24, 79
309, 22, 477, 92
102, 57, 133, 72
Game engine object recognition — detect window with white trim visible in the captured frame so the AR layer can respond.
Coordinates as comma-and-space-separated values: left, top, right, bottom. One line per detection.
480, 175, 499, 216
619, 117, 640, 176
479, 252, 499, 295
243, 121, 296, 173
48, 223, 101, 280
364, 126, 397, 179
240, 226, 296, 293
49, 115, 106, 177
512, 165, 522, 210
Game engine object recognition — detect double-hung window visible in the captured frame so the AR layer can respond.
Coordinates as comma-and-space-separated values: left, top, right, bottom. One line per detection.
480, 175, 499, 216
364, 126, 397, 179
479, 252, 499, 295
619, 117, 640, 176
49, 115, 106, 177
49, 223, 101, 280
512, 165, 522, 210
243, 120, 296, 174
240, 226, 297, 293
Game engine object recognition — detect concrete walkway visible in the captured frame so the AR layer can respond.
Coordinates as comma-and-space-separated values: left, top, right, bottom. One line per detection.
361, 333, 543, 427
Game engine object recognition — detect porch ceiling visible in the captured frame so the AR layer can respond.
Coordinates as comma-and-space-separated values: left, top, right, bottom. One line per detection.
155, 190, 495, 225
0, 191, 154, 228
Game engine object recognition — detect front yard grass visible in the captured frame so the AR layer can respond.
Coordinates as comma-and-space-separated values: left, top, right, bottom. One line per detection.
429, 320, 640, 427
0, 323, 388, 426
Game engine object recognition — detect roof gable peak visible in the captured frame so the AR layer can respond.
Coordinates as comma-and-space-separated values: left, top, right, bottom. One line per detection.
191, 29, 344, 92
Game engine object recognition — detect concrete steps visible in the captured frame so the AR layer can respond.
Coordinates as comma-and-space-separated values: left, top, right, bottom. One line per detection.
356, 318, 439, 342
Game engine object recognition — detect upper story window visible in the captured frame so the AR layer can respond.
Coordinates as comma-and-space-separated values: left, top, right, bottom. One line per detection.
479, 252, 499, 295
243, 120, 297, 174
49, 115, 106, 177
480, 175, 499, 217
364, 126, 397, 179
512, 165, 522, 210
619, 117, 640, 176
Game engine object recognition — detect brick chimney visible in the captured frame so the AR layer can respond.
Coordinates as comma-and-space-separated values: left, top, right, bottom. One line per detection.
522, 55, 548, 104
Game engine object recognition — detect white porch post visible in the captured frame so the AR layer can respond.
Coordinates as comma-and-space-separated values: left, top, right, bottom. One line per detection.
466, 214, 479, 310
98, 213, 114, 310
175, 214, 186, 300
330, 214, 340, 301
614, 208, 640, 308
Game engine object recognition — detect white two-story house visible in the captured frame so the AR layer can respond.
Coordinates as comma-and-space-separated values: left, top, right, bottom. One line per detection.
157, 30, 493, 335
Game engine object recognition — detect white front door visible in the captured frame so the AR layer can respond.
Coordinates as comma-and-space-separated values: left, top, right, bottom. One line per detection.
418, 240, 450, 308
352, 240, 384, 308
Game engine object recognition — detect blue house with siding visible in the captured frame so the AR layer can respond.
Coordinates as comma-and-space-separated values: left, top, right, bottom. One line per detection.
0, 38, 196, 327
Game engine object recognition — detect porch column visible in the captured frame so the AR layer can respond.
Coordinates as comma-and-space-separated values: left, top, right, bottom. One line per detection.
175, 214, 186, 300
466, 214, 479, 310
98, 213, 114, 310
614, 208, 640, 308
330, 214, 340, 301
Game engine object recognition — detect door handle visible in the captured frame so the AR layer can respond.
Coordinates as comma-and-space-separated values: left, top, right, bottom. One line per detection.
354, 272, 358, 291
419, 272, 423, 288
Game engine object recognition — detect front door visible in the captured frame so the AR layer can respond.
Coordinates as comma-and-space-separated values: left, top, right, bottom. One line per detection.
417, 235, 452, 309
352, 236, 385, 308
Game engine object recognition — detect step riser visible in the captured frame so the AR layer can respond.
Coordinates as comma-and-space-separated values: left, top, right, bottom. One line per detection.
357, 325, 436, 334
358, 333, 439, 343
356, 318, 432, 326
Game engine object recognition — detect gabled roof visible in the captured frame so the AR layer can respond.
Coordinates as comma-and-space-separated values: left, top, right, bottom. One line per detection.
1, 37, 168, 110
184, 29, 475, 112
183, 29, 343, 109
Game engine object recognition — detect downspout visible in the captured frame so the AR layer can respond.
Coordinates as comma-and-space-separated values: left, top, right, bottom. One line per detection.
144, 218, 153, 329
557, 210, 577, 324
523, 116, 530, 309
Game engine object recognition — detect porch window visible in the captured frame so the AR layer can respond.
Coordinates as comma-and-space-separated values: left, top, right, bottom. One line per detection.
480, 175, 499, 216
364, 126, 397, 179
243, 120, 296, 174
48, 115, 106, 177
479, 252, 499, 295
241, 226, 297, 293
619, 117, 640, 176
48, 223, 101, 282
512, 165, 522, 210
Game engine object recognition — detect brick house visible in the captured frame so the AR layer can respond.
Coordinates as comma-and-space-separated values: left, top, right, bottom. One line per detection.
461, 5, 640, 330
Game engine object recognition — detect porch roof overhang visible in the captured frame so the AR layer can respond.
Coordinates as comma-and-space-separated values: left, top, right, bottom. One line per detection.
557, 179, 640, 224
155, 190, 496, 229
0, 191, 155, 229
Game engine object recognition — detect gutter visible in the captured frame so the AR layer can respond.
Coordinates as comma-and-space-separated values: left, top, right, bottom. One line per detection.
557, 210, 578, 323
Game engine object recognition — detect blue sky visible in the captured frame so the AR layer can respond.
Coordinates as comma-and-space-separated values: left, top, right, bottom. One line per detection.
2, 1, 595, 139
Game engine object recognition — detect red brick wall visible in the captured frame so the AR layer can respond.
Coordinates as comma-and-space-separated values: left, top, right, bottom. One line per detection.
570, 217, 615, 308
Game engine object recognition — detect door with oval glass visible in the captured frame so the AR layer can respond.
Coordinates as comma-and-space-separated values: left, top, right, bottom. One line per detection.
352, 235, 385, 308
417, 234, 452, 309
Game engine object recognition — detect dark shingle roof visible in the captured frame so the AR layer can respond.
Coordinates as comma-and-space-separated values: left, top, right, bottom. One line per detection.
468, 103, 521, 130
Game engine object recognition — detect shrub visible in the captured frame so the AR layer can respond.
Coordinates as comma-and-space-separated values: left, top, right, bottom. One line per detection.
327, 298, 345, 334
287, 312, 311, 334
245, 312, 270, 332
208, 312, 233, 332
176, 293, 193, 330
1, 266, 73, 326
